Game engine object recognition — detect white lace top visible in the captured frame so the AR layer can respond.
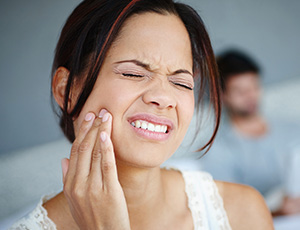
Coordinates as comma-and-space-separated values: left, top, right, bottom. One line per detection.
10, 171, 231, 230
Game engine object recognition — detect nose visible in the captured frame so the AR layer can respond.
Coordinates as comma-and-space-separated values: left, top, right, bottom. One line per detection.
142, 80, 176, 110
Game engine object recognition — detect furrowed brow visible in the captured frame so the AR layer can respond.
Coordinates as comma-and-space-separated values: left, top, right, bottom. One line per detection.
115, 59, 193, 77
115, 59, 150, 70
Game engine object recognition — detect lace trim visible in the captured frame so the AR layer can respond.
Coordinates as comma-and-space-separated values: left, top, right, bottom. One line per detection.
10, 171, 231, 230
183, 171, 205, 229
182, 171, 232, 230
205, 173, 231, 230
9, 195, 57, 230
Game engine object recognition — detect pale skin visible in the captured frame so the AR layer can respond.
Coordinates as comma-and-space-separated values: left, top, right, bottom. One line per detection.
46, 13, 274, 229
223, 72, 300, 215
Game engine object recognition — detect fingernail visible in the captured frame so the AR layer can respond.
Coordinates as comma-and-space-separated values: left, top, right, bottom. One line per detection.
100, 132, 107, 142
99, 109, 108, 118
85, 112, 94, 121
102, 112, 109, 122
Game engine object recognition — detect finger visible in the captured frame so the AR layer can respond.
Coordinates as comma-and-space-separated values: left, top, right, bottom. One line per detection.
75, 116, 104, 179
100, 130, 119, 191
90, 111, 117, 187
94, 112, 119, 190
65, 112, 95, 181
89, 110, 110, 183
61, 158, 70, 183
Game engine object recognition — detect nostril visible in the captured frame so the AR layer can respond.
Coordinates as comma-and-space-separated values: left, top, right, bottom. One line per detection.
142, 89, 176, 109
150, 101, 160, 106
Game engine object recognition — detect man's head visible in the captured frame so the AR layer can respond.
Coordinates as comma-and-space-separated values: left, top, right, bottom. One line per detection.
217, 50, 261, 117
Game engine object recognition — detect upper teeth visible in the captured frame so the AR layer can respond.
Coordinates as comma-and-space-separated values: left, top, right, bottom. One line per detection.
131, 120, 168, 133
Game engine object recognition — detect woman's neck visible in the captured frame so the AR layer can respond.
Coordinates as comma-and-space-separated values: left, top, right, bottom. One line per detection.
116, 162, 166, 217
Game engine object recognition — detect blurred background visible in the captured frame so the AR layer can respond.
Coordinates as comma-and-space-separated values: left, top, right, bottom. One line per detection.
1, 0, 300, 154
1, 0, 300, 229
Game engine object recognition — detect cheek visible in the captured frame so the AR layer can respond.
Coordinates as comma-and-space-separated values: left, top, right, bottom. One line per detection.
234, 98, 245, 107
103, 82, 139, 125
228, 92, 243, 105
72, 80, 128, 136
254, 88, 261, 100
178, 93, 194, 129
94, 80, 140, 141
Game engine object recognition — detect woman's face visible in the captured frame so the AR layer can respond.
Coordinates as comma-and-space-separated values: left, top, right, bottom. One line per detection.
73, 12, 194, 168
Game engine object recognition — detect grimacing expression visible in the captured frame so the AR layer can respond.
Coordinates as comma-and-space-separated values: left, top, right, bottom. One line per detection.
223, 72, 261, 116
73, 12, 195, 168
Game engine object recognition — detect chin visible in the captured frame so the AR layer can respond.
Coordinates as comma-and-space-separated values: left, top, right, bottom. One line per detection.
114, 145, 175, 169
111, 127, 182, 169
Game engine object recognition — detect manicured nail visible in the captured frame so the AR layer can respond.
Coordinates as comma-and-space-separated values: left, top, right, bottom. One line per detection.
99, 109, 108, 118
100, 132, 107, 142
85, 112, 94, 121
102, 112, 109, 122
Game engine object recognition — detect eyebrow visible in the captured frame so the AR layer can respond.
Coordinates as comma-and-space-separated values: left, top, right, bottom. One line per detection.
172, 69, 193, 77
114, 59, 193, 77
115, 59, 150, 69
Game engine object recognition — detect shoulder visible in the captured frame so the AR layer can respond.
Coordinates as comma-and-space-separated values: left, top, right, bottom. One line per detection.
10, 194, 61, 230
216, 181, 274, 230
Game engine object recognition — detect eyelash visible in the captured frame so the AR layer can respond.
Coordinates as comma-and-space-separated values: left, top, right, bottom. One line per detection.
122, 73, 144, 78
172, 82, 193, 90
122, 73, 193, 90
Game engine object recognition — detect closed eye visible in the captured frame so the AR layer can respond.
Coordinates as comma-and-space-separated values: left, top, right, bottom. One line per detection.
172, 82, 193, 90
122, 73, 144, 78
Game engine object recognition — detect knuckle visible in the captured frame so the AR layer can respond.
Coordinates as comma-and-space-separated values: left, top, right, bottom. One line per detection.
78, 141, 91, 153
72, 183, 85, 199
70, 142, 80, 155
80, 122, 91, 133
92, 148, 102, 161
106, 145, 113, 153
102, 142, 113, 154
102, 160, 114, 172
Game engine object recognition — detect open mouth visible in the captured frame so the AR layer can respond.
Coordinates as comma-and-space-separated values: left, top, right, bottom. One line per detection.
130, 120, 168, 133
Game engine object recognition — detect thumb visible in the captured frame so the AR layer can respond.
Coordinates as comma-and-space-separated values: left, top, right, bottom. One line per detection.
61, 158, 70, 183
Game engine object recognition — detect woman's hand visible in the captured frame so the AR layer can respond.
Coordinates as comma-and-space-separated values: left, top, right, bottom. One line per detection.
61, 109, 130, 230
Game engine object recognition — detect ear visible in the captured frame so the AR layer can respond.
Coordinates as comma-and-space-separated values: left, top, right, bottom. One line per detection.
52, 67, 70, 110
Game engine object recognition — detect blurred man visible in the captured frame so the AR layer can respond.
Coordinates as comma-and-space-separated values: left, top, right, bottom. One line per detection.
202, 50, 300, 215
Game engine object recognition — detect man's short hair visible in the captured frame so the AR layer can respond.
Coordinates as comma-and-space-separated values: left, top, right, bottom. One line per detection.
217, 50, 260, 91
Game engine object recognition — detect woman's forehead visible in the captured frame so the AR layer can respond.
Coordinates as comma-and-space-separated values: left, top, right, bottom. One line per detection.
107, 12, 193, 72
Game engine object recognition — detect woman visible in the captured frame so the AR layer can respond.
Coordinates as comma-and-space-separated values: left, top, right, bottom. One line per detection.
11, 0, 273, 229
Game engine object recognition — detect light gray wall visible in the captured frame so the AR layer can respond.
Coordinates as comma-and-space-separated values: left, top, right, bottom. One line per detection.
186, 0, 300, 84
1, 0, 300, 154
0, 0, 81, 154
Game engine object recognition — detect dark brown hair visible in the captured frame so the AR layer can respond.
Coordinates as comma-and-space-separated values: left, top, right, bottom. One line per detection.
51, 0, 221, 152
217, 49, 260, 92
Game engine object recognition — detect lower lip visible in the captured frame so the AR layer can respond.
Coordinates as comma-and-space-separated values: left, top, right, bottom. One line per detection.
129, 124, 171, 141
